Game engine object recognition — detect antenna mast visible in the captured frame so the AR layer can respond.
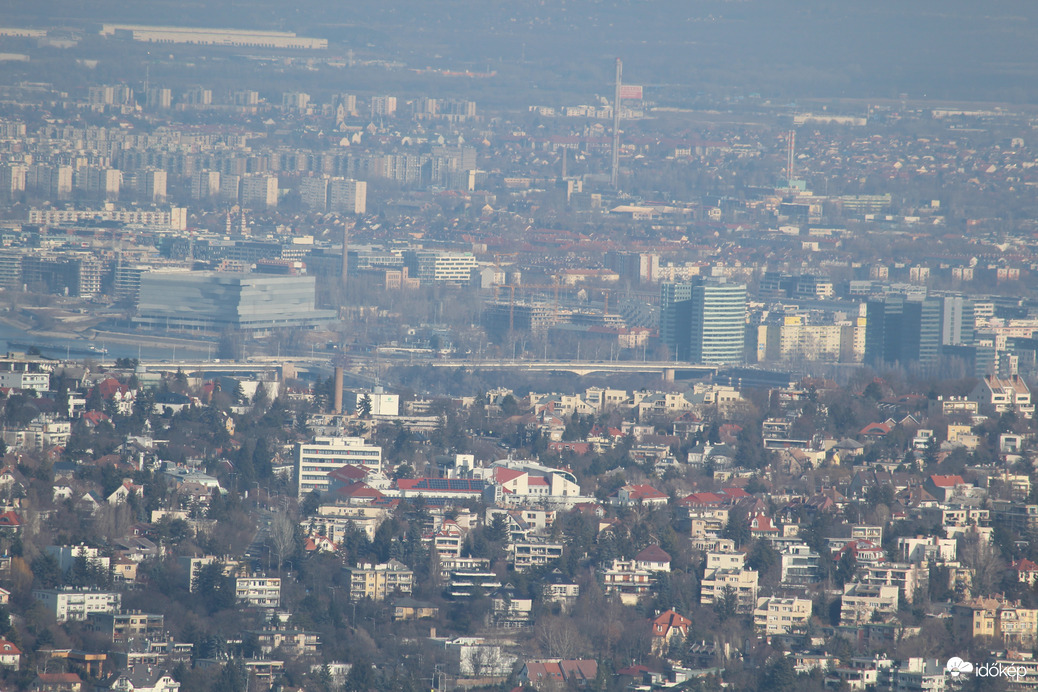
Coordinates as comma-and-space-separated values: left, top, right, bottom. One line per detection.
786, 129, 795, 186
611, 58, 622, 189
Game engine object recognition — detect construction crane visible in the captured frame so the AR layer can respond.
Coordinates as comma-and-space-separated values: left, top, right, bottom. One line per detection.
492, 284, 517, 332
518, 279, 562, 320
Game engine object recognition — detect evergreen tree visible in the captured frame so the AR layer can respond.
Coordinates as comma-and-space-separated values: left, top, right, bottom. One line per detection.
358, 393, 372, 419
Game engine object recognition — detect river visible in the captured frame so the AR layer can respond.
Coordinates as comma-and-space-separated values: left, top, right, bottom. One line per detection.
0, 321, 213, 363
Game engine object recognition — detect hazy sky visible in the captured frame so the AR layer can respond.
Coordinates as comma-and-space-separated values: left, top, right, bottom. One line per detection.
4, 0, 1038, 103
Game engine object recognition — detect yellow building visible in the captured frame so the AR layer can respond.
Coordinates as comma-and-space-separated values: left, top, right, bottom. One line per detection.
347, 560, 414, 601
953, 597, 1038, 645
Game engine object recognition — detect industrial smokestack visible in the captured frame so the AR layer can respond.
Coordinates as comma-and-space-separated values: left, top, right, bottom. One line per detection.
333, 366, 344, 414
340, 224, 349, 289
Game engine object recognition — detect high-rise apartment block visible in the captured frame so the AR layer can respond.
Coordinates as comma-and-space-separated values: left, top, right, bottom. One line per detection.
660, 279, 747, 364
865, 294, 975, 366
241, 174, 278, 208
659, 279, 747, 364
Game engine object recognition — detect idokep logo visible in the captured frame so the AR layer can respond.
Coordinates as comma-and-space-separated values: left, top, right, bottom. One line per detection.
946, 657, 1027, 681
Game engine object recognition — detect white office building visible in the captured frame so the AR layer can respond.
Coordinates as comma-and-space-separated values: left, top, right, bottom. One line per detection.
33, 589, 121, 622
297, 437, 383, 498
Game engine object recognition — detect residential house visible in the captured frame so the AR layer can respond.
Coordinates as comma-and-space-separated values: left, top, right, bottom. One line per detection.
753, 596, 812, 635
781, 544, 821, 585
891, 658, 946, 692
444, 637, 516, 677
542, 570, 580, 611
427, 520, 465, 558
95, 667, 180, 691
33, 589, 121, 622
609, 483, 668, 507
246, 629, 321, 657
0, 639, 20, 669
87, 611, 164, 642
391, 597, 439, 621
840, 583, 899, 626
701, 551, 758, 612
862, 562, 929, 603
107, 479, 143, 505
924, 474, 970, 502
235, 576, 281, 608
600, 558, 655, 605
650, 610, 692, 655
512, 542, 564, 571
438, 556, 490, 582
634, 545, 672, 572
1012, 559, 1038, 585
969, 375, 1034, 419
952, 596, 1038, 646
518, 660, 598, 687
749, 513, 779, 538
897, 536, 956, 563
490, 586, 533, 628
346, 560, 413, 601
30, 673, 83, 692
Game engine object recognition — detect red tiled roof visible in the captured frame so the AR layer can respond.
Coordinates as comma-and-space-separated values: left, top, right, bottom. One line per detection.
635, 545, 672, 563
681, 491, 724, 505
929, 474, 965, 488
651, 609, 692, 637
860, 422, 892, 436
625, 484, 666, 499
328, 464, 369, 482
94, 377, 129, 399
494, 468, 525, 484
36, 673, 82, 682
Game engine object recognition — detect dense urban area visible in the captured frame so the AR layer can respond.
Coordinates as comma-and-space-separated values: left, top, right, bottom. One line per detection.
1, 3, 1038, 692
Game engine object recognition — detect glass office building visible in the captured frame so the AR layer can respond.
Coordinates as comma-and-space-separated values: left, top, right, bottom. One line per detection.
689, 279, 747, 365
135, 270, 336, 333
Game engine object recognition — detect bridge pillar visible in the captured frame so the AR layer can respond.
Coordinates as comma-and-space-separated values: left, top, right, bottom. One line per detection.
662, 368, 675, 382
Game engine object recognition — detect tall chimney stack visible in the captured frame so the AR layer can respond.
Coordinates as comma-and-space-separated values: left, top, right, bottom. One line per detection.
340, 224, 349, 290
333, 366, 344, 414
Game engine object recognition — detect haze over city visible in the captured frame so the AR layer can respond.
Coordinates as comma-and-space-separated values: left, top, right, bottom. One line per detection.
0, 1, 1034, 691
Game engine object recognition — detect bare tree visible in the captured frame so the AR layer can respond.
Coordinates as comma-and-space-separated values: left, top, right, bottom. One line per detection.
268, 510, 297, 574
536, 614, 587, 659
94, 503, 133, 544
958, 529, 1004, 597
467, 645, 503, 678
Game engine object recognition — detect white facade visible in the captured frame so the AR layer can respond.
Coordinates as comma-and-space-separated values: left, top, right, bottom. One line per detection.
33, 589, 121, 622
236, 577, 281, 608
753, 596, 812, 635
297, 436, 383, 498
28, 207, 186, 229
840, 583, 899, 626
46, 545, 111, 575
0, 371, 49, 392
99, 24, 327, 49
329, 178, 366, 214
242, 174, 278, 208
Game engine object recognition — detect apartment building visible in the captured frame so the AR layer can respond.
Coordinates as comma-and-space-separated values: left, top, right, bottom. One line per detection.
235, 576, 281, 608
87, 611, 164, 642
700, 568, 759, 613
33, 589, 121, 622
346, 560, 414, 601
840, 583, 899, 626
297, 437, 383, 498
512, 542, 564, 571
753, 597, 812, 635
